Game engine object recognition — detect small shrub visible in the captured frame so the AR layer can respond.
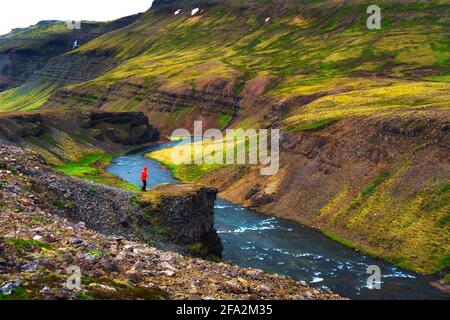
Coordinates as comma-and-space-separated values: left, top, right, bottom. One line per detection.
129, 195, 140, 207
75, 291, 94, 300
87, 249, 104, 257
217, 113, 233, 129
30, 215, 51, 225
443, 273, 450, 284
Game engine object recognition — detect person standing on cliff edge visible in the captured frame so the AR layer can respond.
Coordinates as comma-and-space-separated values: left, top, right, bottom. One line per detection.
141, 166, 148, 192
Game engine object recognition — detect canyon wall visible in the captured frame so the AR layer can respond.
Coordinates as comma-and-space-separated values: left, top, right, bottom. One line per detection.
0, 111, 159, 164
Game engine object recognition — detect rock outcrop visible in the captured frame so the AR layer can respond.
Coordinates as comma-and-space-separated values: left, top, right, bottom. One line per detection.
77, 111, 160, 145
139, 184, 222, 257
0, 111, 159, 163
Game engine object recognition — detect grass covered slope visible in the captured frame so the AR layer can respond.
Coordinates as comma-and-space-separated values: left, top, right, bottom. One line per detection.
30, 0, 448, 133
74, 0, 449, 80
0, 81, 57, 112
0, 16, 142, 110
1, 1, 449, 124
53, 153, 140, 191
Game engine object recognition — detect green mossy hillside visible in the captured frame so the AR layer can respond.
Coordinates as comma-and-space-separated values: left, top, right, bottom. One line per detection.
1, 0, 448, 130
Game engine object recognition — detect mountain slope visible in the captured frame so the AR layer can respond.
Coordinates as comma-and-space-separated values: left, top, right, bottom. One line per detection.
1, 1, 448, 123
41, 0, 449, 135
0, 14, 143, 111
0, 0, 449, 276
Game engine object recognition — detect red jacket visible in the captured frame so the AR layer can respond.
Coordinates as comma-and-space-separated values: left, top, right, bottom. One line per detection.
141, 168, 148, 181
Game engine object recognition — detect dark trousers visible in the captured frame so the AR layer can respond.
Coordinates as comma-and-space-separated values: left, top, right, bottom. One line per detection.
142, 180, 147, 191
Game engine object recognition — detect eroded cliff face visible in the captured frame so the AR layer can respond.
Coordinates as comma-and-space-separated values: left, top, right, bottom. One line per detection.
139, 184, 222, 257
0, 111, 159, 164
43, 74, 239, 134
29, 54, 116, 86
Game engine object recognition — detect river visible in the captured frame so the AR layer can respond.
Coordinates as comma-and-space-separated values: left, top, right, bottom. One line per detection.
107, 141, 448, 300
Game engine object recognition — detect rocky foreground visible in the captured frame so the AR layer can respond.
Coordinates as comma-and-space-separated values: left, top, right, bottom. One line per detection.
0, 145, 342, 300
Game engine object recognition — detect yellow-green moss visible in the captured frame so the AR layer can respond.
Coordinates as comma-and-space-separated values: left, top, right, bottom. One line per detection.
54, 153, 139, 191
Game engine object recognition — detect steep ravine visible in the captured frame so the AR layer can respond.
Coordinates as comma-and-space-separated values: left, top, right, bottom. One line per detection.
0, 110, 159, 165
109, 141, 449, 299
0, 111, 344, 299
197, 114, 450, 278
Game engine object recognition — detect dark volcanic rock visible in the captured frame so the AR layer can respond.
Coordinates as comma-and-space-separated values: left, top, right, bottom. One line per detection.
0, 114, 47, 142
78, 111, 160, 145
8, 114, 47, 137
0, 110, 159, 148
139, 185, 222, 257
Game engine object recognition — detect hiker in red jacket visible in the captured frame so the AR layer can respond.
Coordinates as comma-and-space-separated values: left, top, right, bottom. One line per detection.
141, 166, 148, 191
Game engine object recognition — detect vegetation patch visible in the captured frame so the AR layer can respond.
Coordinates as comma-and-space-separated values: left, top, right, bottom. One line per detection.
29, 215, 52, 225
217, 113, 233, 130
443, 273, 450, 284
87, 249, 104, 257
0, 286, 31, 301
187, 242, 221, 262
0, 81, 56, 112
4, 238, 51, 251
286, 117, 341, 132
323, 230, 361, 252
52, 199, 76, 210
361, 172, 390, 197
345, 172, 390, 211
54, 153, 139, 191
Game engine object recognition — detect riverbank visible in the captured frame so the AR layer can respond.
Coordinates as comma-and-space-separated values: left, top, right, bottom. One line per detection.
53, 153, 140, 191
145, 129, 450, 283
